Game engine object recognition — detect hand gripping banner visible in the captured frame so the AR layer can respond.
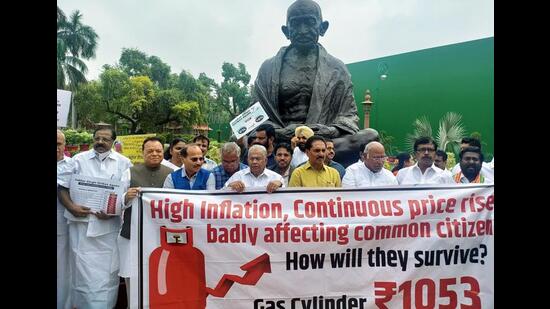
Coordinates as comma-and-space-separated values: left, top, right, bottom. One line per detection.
130, 184, 494, 308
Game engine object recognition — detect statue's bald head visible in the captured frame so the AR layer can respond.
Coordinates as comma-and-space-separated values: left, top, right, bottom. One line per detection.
282, 0, 329, 48
287, 0, 323, 22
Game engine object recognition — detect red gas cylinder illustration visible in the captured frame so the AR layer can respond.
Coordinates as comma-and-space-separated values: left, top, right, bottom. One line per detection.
106, 193, 117, 215
149, 226, 206, 308
149, 226, 271, 308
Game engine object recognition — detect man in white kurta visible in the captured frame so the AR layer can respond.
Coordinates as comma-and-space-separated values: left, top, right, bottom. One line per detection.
57, 130, 71, 309
397, 137, 454, 185
452, 146, 494, 184
451, 160, 493, 182
225, 145, 285, 193
342, 141, 398, 187
450, 137, 494, 182
57, 128, 132, 309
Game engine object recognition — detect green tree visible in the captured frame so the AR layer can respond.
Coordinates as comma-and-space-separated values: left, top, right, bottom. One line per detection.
57, 7, 98, 90
141, 88, 199, 132
73, 80, 112, 128
119, 48, 172, 89
172, 101, 201, 131
77, 68, 157, 134
119, 48, 151, 77
216, 62, 251, 118
175, 70, 217, 122
141, 88, 184, 131
149, 56, 171, 89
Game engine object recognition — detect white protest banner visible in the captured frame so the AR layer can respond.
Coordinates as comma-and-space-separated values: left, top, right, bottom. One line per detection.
229, 102, 269, 139
130, 184, 494, 308
57, 89, 72, 128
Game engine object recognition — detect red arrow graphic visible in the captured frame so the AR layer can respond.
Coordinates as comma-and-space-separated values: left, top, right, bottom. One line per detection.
206, 253, 271, 298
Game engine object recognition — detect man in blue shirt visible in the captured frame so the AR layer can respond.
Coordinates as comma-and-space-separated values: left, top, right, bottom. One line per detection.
163, 143, 216, 190
212, 142, 248, 189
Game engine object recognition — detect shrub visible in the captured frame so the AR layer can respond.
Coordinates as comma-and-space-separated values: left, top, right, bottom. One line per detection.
63, 129, 93, 145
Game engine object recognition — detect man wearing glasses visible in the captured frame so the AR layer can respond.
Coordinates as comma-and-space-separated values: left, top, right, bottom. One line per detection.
396, 137, 454, 185
342, 141, 398, 187
57, 127, 133, 308
163, 143, 216, 190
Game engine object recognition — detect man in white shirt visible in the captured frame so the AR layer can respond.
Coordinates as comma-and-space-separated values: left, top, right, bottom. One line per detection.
434, 150, 453, 178
451, 137, 493, 182
57, 127, 133, 308
193, 134, 218, 171
226, 145, 285, 193
343, 141, 398, 187
397, 137, 454, 185
56, 129, 71, 309
290, 125, 314, 167
453, 146, 493, 184
247, 123, 277, 167
269, 143, 294, 186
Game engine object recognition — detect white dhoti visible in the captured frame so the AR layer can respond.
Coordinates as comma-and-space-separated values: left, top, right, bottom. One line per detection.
117, 235, 130, 278
69, 222, 120, 309
57, 214, 71, 309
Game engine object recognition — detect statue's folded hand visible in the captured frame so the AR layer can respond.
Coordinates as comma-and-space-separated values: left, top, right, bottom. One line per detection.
308, 124, 340, 138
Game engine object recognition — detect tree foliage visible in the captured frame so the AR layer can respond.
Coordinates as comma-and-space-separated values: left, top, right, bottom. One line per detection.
57, 6, 98, 90
73, 47, 253, 139
119, 48, 171, 89
216, 62, 251, 118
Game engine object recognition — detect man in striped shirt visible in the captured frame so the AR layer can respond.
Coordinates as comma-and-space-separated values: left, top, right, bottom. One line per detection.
212, 142, 248, 189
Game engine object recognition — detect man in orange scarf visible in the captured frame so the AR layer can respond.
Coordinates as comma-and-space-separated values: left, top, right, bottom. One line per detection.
453, 147, 493, 184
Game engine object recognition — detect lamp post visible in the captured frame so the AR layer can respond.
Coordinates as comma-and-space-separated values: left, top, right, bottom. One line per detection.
362, 89, 374, 128
375, 62, 389, 129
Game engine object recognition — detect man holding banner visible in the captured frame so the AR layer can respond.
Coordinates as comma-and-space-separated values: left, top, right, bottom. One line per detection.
289, 136, 341, 187
453, 146, 493, 184
57, 127, 132, 308
118, 137, 173, 306
342, 141, 398, 187
397, 137, 454, 185
163, 143, 215, 190
225, 145, 284, 193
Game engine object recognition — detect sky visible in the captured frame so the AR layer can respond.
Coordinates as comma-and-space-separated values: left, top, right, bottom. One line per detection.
57, 0, 494, 84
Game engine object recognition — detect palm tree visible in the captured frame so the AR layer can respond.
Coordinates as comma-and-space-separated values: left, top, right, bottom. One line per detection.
405, 112, 466, 156
404, 115, 433, 152
435, 112, 466, 156
57, 7, 99, 90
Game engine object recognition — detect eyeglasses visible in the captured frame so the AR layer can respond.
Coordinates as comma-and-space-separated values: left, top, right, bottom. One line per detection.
416, 147, 435, 153
93, 137, 113, 143
189, 157, 205, 162
368, 156, 387, 161
248, 156, 264, 162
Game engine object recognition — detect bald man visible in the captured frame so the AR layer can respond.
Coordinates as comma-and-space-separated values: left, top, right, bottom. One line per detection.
342, 141, 398, 187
